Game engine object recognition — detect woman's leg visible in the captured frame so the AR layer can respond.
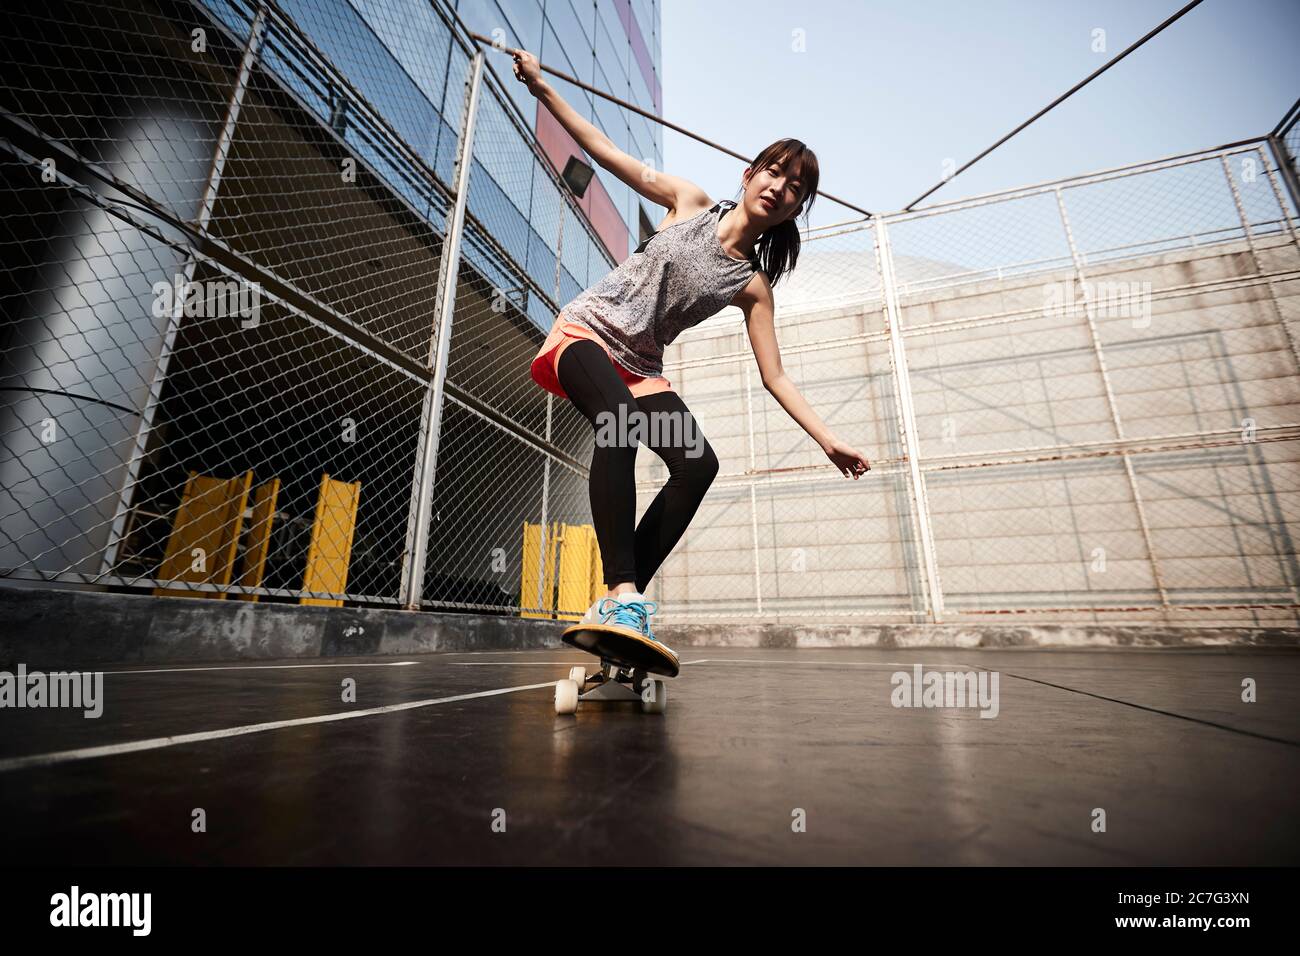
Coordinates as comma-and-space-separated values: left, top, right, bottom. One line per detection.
629, 390, 720, 593
555, 339, 639, 590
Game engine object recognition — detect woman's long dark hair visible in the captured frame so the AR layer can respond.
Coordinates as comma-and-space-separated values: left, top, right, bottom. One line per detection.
737, 138, 819, 288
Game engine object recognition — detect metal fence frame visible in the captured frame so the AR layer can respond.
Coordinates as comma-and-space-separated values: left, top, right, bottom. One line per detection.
2, 0, 1297, 626
649, 133, 1299, 624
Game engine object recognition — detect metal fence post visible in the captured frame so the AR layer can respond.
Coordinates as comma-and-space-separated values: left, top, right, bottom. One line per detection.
1054, 186, 1169, 613
874, 217, 946, 623
1220, 151, 1300, 376
99, 3, 268, 575
1263, 135, 1300, 245
1266, 132, 1300, 220
743, 360, 763, 616
534, 205, 566, 617
399, 49, 485, 609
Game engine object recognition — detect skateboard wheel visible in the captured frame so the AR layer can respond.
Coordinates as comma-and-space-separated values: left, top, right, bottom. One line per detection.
640, 679, 667, 715
554, 679, 579, 715
568, 666, 587, 687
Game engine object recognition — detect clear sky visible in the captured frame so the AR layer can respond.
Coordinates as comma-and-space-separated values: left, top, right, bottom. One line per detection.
660, 0, 1300, 225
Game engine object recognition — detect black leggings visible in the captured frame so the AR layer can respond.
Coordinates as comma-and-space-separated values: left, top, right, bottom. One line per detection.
556, 338, 719, 591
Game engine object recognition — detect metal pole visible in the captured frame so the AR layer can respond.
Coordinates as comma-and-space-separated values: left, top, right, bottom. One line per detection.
1220, 151, 1300, 377
1261, 140, 1299, 247
743, 360, 763, 616
1221, 147, 1300, 605
535, 206, 565, 616
875, 217, 946, 623
461, 31, 869, 219
399, 49, 485, 609
99, 3, 269, 575
1054, 186, 1169, 613
1266, 132, 1300, 224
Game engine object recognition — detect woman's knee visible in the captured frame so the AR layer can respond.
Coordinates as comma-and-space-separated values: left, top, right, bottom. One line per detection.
681, 440, 719, 489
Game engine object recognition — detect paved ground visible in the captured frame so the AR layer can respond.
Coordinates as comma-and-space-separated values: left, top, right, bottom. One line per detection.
2, 646, 1297, 865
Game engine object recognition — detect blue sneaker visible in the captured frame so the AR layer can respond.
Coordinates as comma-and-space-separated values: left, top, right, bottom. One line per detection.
563, 592, 679, 675
596, 595, 663, 644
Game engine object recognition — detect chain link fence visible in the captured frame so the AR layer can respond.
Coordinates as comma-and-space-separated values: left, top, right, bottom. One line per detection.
657, 141, 1300, 625
2, 0, 1297, 625
0, 0, 605, 611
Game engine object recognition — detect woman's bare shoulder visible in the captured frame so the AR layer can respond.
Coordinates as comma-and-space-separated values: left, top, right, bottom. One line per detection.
653, 193, 715, 232
730, 268, 772, 310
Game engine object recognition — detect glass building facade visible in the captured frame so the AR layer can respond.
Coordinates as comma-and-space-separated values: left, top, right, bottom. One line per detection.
201, 0, 664, 322
0, 0, 665, 609
217, 0, 664, 262
457, 0, 664, 261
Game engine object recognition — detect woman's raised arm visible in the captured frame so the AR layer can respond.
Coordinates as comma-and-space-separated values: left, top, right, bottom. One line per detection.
508, 47, 707, 213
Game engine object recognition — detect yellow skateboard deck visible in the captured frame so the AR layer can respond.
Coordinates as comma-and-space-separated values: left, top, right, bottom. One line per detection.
561, 623, 680, 678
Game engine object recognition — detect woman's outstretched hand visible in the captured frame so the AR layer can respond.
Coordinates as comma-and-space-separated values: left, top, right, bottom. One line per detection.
507, 47, 544, 95
823, 437, 871, 479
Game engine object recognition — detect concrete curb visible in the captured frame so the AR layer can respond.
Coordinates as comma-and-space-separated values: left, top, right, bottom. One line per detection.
1, 586, 1296, 668
0, 586, 562, 669
656, 621, 1300, 650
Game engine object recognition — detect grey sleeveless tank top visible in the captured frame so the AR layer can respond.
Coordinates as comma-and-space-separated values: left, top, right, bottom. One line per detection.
558, 199, 760, 378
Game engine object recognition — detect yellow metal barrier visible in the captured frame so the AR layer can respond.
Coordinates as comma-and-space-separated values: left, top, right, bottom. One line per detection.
153, 470, 253, 598
555, 523, 594, 622
520, 520, 603, 620
519, 519, 557, 618
300, 474, 361, 607
233, 478, 280, 602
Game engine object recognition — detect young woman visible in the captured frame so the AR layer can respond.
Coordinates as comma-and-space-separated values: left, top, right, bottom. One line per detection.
511, 48, 871, 649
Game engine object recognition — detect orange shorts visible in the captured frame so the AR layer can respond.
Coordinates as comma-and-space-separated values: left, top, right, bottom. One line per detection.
529, 313, 674, 400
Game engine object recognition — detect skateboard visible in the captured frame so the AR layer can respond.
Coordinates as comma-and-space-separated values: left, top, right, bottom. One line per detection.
555, 622, 679, 716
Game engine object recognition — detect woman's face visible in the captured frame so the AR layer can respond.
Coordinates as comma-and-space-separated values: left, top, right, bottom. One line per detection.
744, 158, 806, 224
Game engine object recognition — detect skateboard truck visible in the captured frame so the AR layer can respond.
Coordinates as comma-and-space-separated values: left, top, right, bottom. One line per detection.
556, 621, 677, 716
555, 660, 668, 716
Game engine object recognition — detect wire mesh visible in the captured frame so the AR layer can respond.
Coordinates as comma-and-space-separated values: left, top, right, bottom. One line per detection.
2, 0, 1297, 626
1, 0, 452, 603
653, 143, 1300, 624
1278, 104, 1300, 185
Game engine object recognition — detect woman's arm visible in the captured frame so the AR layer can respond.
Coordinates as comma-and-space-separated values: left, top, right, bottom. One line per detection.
508, 47, 706, 213
739, 276, 871, 480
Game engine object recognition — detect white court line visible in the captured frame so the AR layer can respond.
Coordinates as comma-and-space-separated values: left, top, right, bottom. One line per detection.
100, 662, 422, 675
684, 659, 984, 670
451, 661, 606, 666
355, 650, 566, 658
447, 659, 946, 669
678, 659, 983, 670
449, 660, 711, 666
683, 658, 910, 667
0, 680, 559, 774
